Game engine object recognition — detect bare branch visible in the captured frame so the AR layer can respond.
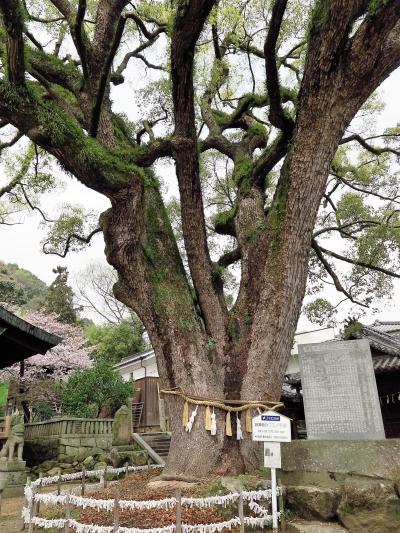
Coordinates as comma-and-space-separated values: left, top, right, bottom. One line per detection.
313, 240, 400, 279
124, 11, 167, 40
252, 134, 288, 187
0, 131, 23, 153
19, 183, 54, 223
217, 247, 241, 268
113, 38, 162, 80
43, 227, 102, 258
24, 30, 44, 51
340, 133, 400, 156
333, 172, 400, 204
311, 239, 368, 307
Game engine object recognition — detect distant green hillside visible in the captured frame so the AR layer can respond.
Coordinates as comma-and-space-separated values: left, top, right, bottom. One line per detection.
0, 261, 48, 309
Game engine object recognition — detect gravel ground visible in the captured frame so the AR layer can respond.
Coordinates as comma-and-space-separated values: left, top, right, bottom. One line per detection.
0, 494, 25, 533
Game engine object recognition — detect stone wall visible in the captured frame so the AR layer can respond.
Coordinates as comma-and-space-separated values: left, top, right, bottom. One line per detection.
280, 439, 400, 532
281, 439, 400, 481
25, 434, 113, 465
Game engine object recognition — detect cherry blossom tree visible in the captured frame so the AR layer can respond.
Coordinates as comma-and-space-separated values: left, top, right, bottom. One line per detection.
0, 307, 93, 414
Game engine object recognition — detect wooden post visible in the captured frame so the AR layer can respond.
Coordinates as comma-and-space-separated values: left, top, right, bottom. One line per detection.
278, 480, 285, 530
175, 489, 182, 533
112, 490, 120, 532
125, 462, 129, 478
271, 467, 278, 532
57, 472, 62, 496
64, 492, 71, 533
104, 466, 108, 488
147, 455, 151, 467
36, 474, 43, 516
81, 467, 86, 496
28, 486, 37, 533
238, 491, 244, 533
20, 477, 31, 531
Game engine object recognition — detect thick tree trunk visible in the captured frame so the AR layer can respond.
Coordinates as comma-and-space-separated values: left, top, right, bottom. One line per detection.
98, 102, 358, 479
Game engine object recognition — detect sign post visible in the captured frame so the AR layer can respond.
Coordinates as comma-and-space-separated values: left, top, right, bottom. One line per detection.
252, 411, 291, 531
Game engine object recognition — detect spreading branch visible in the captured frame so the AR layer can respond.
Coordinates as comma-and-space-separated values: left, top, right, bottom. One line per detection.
332, 171, 400, 205
340, 133, 400, 156
311, 239, 368, 307
217, 247, 241, 268
171, 0, 227, 339
313, 240, 400, 279
264, 0, 293, 135
43, 227, 102, 258
0, 131, 23, 153
73, 0, 89, 79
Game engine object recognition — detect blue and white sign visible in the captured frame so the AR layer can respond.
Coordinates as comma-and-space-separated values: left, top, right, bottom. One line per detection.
252, 410, 291, 442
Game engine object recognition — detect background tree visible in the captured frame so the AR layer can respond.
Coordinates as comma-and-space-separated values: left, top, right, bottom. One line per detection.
85, 318, 146, 364
0, 0, 400, 477
76, 262, 147, 361
61, 360, 132, 418
44, 266, 79, 323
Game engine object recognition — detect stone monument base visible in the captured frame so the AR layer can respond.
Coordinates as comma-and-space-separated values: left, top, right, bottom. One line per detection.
0, 459, 27, 497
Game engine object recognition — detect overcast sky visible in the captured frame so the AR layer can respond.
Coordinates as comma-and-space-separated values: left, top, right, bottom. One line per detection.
0, 64, 399, 331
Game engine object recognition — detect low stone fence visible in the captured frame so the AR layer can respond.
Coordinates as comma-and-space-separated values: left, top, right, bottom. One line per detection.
24, 417, 114, 465
25, 417, 113, 440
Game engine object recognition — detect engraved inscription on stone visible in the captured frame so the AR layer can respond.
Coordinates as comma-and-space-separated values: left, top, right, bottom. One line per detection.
298, 339, 385, 440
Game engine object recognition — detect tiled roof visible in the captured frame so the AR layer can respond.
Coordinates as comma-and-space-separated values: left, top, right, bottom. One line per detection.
114, 348, 155, 367
285, 321, 400, 385
353, 325, 400, 357
373, 353, 400, 373
371, 321, 400, 334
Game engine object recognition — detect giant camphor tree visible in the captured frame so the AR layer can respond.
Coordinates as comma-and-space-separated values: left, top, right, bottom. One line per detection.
1, 0, 400, 478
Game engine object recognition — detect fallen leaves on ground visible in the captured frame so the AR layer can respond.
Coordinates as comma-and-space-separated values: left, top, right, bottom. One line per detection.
78, 469, 238, 530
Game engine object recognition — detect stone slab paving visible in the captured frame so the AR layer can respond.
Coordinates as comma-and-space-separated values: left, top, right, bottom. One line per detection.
285, 521, 348, 532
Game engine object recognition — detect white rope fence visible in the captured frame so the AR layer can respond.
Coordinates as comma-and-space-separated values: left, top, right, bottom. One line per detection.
22, 465, 282, 532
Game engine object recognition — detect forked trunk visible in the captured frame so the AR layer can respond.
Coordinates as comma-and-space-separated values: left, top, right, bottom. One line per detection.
100, 181, 300, 478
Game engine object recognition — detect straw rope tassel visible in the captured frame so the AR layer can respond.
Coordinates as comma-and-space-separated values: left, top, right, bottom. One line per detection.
205, 405, 212, 431
226, 411, 232, 436
246, 408, 253, 433
182, 401, 189, 427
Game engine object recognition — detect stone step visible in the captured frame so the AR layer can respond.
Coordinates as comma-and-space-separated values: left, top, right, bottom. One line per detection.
136, 432, 171, 463
140, 434, 170, 441
144, 440, 170, 447
284, 521, 348, 532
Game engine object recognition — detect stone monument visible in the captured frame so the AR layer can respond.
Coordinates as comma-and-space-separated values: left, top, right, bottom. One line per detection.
0, 411, 27, 496
298, 339, 385, 440
112, 405, 132, 446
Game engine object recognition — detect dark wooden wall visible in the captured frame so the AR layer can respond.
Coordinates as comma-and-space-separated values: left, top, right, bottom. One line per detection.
376, 373, 400, 439
132, 377, 160, 427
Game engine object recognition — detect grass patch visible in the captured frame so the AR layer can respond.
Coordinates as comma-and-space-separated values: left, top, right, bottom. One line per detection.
0, 382, 9, 406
